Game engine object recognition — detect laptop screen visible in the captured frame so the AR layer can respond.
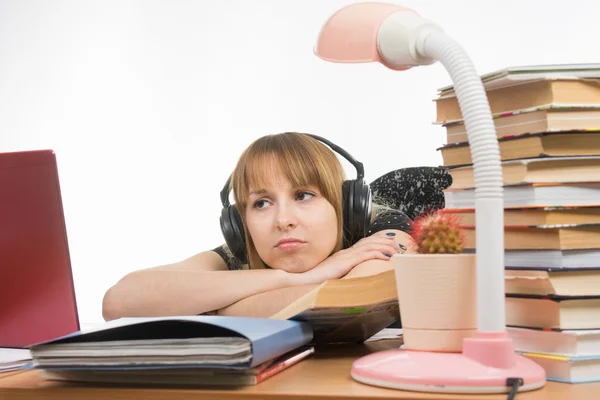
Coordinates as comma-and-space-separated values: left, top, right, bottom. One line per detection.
0, 150, 80, 347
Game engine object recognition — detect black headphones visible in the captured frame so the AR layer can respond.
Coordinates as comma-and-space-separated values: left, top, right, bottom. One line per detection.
219, 134, 372, 264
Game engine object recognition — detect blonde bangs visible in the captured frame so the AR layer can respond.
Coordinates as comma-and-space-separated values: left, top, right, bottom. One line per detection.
232, 134, 343, 209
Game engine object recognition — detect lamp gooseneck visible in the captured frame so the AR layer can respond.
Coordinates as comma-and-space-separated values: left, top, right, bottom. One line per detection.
420, 31, 505, 333
374, 9, 507, 333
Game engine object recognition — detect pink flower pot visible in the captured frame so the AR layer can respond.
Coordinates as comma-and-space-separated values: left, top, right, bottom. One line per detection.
393, 253, 477, 352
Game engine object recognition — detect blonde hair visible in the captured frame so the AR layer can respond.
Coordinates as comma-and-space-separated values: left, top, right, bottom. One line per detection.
230, 132, 346, 269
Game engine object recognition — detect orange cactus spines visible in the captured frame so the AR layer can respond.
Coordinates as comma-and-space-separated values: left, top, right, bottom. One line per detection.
411, 210, 465, 254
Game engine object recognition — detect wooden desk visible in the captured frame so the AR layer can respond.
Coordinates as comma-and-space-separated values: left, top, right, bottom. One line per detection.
0, 370, 26, 381
1, 340, 599, 400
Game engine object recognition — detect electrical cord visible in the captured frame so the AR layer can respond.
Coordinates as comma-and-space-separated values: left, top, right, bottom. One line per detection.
506, 377, 523, 400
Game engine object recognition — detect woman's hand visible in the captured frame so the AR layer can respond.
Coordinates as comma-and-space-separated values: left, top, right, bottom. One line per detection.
291, 232, 401, 285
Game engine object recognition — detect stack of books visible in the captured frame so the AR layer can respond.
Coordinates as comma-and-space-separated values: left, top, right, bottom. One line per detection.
28, 316, 315, 386
435, 63, 600, 383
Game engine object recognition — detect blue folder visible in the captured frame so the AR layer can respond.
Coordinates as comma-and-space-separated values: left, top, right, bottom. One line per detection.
28, 315, 313, 370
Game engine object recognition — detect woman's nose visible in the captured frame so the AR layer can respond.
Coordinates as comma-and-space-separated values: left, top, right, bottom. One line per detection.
274, 205, 298, 230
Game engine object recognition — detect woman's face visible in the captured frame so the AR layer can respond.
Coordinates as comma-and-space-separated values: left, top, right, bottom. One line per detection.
245, 169, 338, 273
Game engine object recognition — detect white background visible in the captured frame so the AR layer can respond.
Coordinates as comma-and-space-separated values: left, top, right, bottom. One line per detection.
1, 0, 599, 326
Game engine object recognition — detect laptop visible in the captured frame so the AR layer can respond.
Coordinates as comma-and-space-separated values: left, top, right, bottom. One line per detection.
0, 149, 80, 348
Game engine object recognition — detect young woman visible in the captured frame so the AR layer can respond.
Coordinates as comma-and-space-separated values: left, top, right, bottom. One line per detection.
102, 132, 416, 321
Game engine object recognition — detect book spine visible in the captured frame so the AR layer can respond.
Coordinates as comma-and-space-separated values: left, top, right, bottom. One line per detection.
251, 321, 313, 366
255, 347, 315, 383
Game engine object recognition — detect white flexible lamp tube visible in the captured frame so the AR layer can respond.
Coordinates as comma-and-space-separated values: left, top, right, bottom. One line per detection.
424, 32, 505, 333
316, 7, 505, 333
376, 11, 505, 333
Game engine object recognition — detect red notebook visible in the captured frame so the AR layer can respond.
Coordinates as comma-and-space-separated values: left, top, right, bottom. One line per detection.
0, 149, 79, 347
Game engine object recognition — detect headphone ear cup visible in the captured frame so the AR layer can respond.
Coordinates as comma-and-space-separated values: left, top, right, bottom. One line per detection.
354, 179, 372, 238
342, 179, 372, 247
220, 205, 247, 264
341, 180, 353, 247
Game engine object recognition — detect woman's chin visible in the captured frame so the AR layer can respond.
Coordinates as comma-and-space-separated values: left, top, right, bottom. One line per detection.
269, 257, 318, 275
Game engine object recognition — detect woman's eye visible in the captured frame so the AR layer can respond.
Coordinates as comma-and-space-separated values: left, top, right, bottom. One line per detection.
296, 192, 315, 201
253, 200, 269, 209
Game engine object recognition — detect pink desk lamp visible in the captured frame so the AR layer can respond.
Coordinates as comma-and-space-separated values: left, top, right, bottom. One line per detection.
315, 2, 546, 395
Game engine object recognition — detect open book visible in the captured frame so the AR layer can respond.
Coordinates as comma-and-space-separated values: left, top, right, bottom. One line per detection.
271, 270, 400, 344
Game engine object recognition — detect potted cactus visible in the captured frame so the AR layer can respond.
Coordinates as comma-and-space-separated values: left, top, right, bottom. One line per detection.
393, 210, 477, 352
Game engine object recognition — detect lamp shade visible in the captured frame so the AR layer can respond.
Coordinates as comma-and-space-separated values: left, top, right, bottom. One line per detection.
314, 2, 413, 70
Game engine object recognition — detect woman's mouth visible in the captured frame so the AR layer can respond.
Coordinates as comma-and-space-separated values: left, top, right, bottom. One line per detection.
275, 238, 307, 251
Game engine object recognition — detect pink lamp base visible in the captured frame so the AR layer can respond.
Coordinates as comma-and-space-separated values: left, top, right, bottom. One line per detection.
352, 333, 547, 394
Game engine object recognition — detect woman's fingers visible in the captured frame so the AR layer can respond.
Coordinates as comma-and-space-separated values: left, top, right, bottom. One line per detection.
351, 242, 399, 261
361, 251, 392, 262
353, 241, 395, 252
353, 237, 401, 253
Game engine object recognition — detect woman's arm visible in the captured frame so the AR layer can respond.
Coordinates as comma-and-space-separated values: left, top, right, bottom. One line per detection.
102, 226, 407, 321
101, 250, 298, 321
101, 237, 386, 321
217, 229, 415, 318
218, 284, 319, 318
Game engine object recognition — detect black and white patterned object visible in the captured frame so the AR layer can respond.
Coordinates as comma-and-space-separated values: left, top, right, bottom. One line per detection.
370, 167, 453, 221
367, 208, 412, 236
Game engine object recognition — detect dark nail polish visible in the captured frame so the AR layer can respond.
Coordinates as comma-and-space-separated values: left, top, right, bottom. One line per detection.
399, 243, 407, 250
386, 232, 396, 236
383, 253, 391, 257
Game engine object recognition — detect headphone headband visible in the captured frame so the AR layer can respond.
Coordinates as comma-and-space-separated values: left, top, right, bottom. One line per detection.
220, 133, 364, 207
304, 134, 365, 179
